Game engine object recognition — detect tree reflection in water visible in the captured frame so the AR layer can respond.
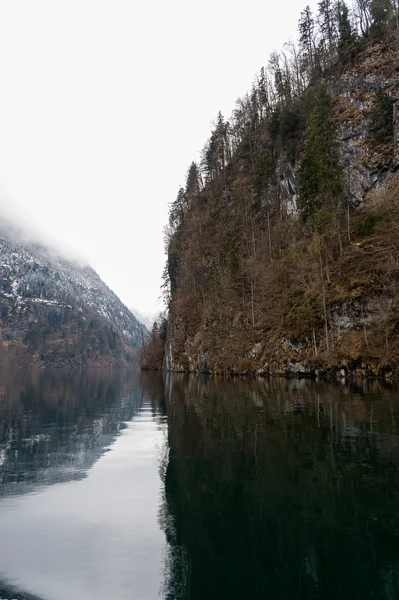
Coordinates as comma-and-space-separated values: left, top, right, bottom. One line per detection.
158, 375, 399, 600
1, 370, 398, 599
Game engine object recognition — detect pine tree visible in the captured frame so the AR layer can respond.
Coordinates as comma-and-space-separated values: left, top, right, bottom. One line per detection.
371, 89, 395, 141
201, 131, 219, 182
318, 0, 337, 49
216, 111, 228, 171
299, 6, 315, 73
298, 87, 342, 224
169, 187, 187, 230
257, 67, 270, 118
337, 1, 356, 52
186, 162, 201, 200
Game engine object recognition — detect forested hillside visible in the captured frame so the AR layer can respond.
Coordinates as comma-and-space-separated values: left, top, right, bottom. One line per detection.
0, 221, 145, 367
143, 0, 399, 377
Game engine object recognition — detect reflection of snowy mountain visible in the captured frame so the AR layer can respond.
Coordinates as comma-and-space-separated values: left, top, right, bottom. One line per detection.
0, 369, 143, 497
0, 220, 145, 366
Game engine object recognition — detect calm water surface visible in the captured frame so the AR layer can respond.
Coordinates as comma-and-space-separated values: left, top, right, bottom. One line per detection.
0, 371, 399, 599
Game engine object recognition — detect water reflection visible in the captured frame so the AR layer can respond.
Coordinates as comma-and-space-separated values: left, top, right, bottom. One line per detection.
162, 375, 399, 600
0, 369, 167, 600
0, 369, 144, 496
1, 371, 399, 599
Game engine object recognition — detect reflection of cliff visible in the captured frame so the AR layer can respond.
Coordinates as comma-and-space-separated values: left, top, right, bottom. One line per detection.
0, 369, 143, 497
163, 376, 399, 600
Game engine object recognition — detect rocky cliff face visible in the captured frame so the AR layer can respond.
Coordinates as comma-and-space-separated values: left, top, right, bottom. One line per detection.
0, 220, 144, 367
332, 39, 399, 206
275, 37, 399, 217
157, 33, 399, 379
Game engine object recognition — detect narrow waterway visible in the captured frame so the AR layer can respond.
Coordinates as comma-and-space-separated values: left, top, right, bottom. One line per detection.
0, 370, 399, 599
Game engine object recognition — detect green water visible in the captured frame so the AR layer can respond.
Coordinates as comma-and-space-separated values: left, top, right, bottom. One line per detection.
0, 370, 398, 599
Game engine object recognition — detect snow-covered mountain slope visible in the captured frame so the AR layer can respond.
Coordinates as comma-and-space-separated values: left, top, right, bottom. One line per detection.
0, 219, 145, 367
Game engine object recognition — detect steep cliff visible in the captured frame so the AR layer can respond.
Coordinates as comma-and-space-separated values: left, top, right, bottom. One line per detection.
0, 220, 144, 367
145, 25, 399, 377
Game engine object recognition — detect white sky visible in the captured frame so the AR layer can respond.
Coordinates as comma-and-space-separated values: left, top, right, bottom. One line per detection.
0, 0, 317, 319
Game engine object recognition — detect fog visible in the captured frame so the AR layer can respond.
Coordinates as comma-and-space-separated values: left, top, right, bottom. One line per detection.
0, 0, 317, 318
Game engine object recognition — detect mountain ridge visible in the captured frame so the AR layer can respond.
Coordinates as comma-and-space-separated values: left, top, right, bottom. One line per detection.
0, 218, 144, 367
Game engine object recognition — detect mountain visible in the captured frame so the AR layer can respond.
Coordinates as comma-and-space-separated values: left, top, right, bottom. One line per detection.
144, 11, 399, 377
0, 219, 144, 367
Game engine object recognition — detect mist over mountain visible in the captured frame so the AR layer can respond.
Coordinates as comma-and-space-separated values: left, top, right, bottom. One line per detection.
131, 308, 158, 330
0, 217, 144, 367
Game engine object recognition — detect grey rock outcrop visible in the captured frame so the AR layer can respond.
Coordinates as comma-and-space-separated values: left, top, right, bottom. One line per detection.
278, 161, 298, 215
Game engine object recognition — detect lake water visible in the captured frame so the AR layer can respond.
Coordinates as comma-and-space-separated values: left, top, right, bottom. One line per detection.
0, 371, 399, 599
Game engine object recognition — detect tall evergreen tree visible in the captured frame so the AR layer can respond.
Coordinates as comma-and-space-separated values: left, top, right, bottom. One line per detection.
371, 89, 395, 140
216, 111, 228, 171
186, 162, 201, 199
201, 131, 219, 183
169, 187, 187, 230
337, 1, 356, 51
257, 66, 270, 118
298, 87, 342, 224
318, 0, 337, 49
299, 6, 315, 72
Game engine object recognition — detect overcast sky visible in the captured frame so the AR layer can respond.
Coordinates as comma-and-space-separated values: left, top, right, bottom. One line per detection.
0, 0, 317, 319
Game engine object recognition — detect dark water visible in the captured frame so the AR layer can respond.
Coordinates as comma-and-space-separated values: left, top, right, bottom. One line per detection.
0, 372, 399, 599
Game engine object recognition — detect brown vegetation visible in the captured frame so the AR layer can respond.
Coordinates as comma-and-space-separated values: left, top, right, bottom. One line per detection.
167, 171, 399, 376
143, 4, 399, 377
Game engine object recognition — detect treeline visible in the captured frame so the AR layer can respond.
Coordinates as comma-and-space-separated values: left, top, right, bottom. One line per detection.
166, 0, 399, 232
0, 296, 136, 366
173, 0, 396, 185
142, 0, 399, 372
22, 309, 135, 365
164, 0, 397, 291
